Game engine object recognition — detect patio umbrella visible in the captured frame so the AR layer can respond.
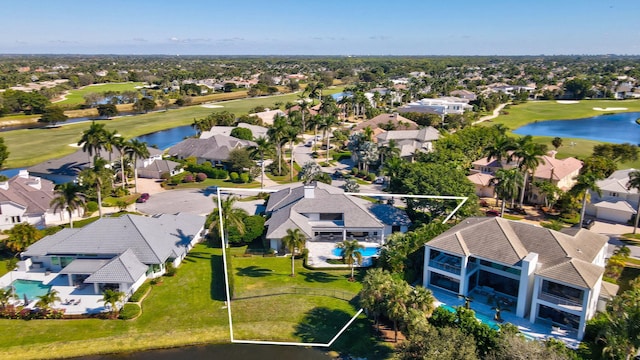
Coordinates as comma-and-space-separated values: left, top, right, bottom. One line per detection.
23, 293, 29, 305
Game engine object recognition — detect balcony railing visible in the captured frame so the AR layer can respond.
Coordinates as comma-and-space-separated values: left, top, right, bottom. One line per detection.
429, 260, 461, 275
538, 291, 583, 308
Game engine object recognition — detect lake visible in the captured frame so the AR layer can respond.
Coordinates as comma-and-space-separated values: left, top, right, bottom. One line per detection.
512, 111, 640, 144
134, 125, 196, 149
77, 343, 331, 360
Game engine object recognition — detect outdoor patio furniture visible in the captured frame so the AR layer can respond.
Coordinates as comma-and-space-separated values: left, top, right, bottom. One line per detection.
74, 299, 81, 305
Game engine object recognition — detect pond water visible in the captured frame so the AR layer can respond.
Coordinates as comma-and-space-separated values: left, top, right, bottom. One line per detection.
512, 112, 640, 144
77, 343, 331, 360
134, 125, 196, 149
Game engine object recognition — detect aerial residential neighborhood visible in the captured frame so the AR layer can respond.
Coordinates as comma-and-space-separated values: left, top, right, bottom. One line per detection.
1, 2, 640, 360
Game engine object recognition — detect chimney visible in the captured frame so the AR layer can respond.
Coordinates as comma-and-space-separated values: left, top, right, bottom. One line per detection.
303, 182, 315, 199
18, 170, 29, 178
0, 181, 8, 191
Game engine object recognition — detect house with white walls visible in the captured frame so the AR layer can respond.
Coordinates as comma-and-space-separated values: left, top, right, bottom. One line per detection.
586, 168, 639, 224
423, 217, 615, 340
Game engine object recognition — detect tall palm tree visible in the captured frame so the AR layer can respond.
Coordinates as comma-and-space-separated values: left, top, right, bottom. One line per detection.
510, 136, 546, 207
379, 139, 400, 165
249, 137, 272, 189
296, 94, 310, 132
267, 115, 288, 176
627, 170, 640, 234
281, 228, 306, 276
210, 195, 247, 246
284, 125, 302, 181
125, 139, 150, 193
336, 239, 364, 280
359, 268, 393, 333
318, 116, 338, 162
77, 122, 108, 166
571, 171, 602, 227
409, 286, 436, 317
385, 279, 410, 342
483, 135, 514, 164
36, 289, 61, 310
79, 168, 104, 218
491, 168, 523, 216
50, 182, 86, 228
102, 289, 125, 315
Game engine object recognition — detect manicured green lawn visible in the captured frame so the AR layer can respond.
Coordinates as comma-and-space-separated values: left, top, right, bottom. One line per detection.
54, 82, 145, 106
483, 99, 640, 169
0, 243, 388, 359
167, 178, 261, 190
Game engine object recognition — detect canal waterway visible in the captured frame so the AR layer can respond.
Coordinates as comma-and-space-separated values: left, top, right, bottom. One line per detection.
77, 343, 331, 360
513, 111, 640, 144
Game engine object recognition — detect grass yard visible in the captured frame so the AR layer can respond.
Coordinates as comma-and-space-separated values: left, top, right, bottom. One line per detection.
0, 243, 388, 359
54, 82, 145, 106
483, 99, 640, 169
229, 253, 390, 358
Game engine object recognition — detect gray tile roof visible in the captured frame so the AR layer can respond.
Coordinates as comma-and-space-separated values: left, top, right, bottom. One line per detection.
537, 258, 604, 289
85, 249, 148, 284
60, 259, 111, 274
265, 183, 384, 239
167, 135, 256, 162
22, 213, 204, 265
596, 168, 639, 194
367, 204, 412, 226
427, 217, 609, 289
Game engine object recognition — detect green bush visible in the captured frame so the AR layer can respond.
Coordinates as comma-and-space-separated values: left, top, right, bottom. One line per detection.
165, 262, 177, 277
185, 163, 228, 179
229, 172, 239, 182
560, 213, 580, 225
129, 282, 151, 302
367, 173, 376, 181
332, 151, 352, 161
118, 303, 141, 320
86, 201, 98, 213
240, 172, 250, 183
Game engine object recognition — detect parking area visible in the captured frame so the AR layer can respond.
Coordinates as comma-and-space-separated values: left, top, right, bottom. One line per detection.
135, 188, 215, 216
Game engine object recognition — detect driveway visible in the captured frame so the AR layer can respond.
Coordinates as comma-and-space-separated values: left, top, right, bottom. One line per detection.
135, 188, 215, 216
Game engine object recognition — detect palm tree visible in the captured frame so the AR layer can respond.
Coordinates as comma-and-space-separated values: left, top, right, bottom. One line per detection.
125, 139, 150, 194
510, 136, 546, 207
336, 239, 364, 280
491, 168, 523, 216
409, 286, 436, 316
267, 115, 288, 175
102, 289, 125, 315
359, 268, 393, 333
281, 228, 306, 276
50, 182, 86, 228
77, 121, 108, 166
210, 195, 248, 246
79, 168, 104, 218
627, 171, 640, 234
284, 125, 302, 181
385, 279, 410, 342
5, 222, 42, 253
36, 289, 61, 310
296, 94, 310, 132
378, 139, 400, 165
318, 116, 338, 163
249, 137, 272, 189
483, 135, 514, 164
571, 171, 602, 227
102, 129, 119, 163
0, 288, 14, 309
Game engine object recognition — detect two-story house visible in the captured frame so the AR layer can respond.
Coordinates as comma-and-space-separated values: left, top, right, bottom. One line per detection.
375, 127, 441, 162
264, 182, 410, 252
423, 217, 615, 340
586, 168, 639, 224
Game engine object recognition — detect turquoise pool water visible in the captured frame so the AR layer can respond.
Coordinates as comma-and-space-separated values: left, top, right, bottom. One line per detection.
7, 279, 51, 301
440, 304, 501, 330
332, 247, 380, 257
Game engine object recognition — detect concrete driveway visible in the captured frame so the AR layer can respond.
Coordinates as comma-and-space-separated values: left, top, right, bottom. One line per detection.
135, 188, 215, 216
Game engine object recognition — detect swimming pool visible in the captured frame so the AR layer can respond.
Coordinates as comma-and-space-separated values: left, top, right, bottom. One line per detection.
440, 304, 501, 330
7, 279, 52, 302
332, 246, 380, 257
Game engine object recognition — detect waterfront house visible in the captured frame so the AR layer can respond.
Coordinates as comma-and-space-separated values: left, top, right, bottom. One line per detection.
352, 113, 419, 132
167, 134, 256, 166
264, 182, 410, 252
20, 213, 205, 302
423, 217, 615, 339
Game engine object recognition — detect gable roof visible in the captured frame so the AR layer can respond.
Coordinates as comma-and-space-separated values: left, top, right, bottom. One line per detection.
533, 154, 582, 184
597, 168, 639, 194
84, 249, 148, 284
22, 213, 204, 265
467, 173, 495, 187
427, 217, 608, 289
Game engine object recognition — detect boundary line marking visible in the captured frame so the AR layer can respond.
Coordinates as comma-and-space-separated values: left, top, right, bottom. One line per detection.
216, 185, 468, 347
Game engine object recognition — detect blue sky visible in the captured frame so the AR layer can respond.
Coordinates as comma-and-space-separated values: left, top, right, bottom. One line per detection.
2, 0, 639, 55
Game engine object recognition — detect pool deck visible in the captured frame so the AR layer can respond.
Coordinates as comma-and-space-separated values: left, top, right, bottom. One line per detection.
430, 287, 581, 348
1, 269, 108, 315
306, 241, 380, 268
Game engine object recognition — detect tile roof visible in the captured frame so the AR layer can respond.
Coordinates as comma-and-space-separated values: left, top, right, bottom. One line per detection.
467, 173, 495, 186
536, 258, 603, 289
592, 200, 637, 213
84, 249, 148, 283
0, 174, 56, 214
533, 155, 582, 182
265, 183, 386, 239
22, 213, 204, 265
352, 113, 418, 131
597, 168, 639, 194
167, 135, 256, 162
427, 217, 608, 289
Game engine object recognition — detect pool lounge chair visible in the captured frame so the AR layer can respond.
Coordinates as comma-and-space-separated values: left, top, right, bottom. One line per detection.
74, 299, 81, 305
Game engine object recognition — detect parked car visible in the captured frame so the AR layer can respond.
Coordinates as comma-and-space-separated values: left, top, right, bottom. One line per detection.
136, 193, 150, 203
581, 218, 595, 229
486, 209, 500, 216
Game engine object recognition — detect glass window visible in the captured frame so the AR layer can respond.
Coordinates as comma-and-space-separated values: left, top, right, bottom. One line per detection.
430, 272, 460, 293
